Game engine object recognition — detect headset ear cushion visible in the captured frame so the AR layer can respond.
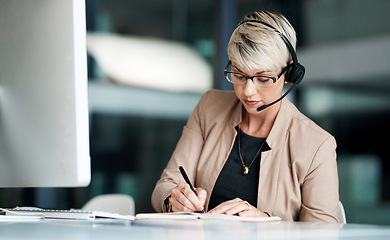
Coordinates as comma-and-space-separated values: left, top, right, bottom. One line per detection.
286, 63, 305, 84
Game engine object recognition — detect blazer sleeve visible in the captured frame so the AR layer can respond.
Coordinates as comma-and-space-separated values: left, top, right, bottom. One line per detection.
151, 91, 209, 212
300, 136, 339, 223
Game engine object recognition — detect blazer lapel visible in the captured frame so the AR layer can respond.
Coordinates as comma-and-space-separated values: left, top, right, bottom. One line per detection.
204, 97, 242, 208
257, 99, 293, 214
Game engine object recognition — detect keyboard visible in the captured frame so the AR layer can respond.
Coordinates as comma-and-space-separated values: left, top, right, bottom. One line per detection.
2, 207, 135, 221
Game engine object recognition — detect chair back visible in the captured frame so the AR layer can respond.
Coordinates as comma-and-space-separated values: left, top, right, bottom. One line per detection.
338, 201, 347, 224
82, 194, 135, 215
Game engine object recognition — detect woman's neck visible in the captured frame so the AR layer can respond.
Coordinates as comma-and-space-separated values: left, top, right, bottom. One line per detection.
240, 103, 280, 138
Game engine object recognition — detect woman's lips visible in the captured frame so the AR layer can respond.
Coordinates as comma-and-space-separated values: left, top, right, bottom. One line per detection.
244, 100, 260, 107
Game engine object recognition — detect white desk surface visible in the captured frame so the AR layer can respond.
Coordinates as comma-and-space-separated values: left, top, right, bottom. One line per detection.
1, 218, 390, 240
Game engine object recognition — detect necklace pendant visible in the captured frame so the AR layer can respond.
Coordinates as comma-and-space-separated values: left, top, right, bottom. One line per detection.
243, 166, 249, 175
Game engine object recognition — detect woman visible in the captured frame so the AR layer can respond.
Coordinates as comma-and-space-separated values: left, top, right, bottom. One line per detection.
151, 10, 339, 223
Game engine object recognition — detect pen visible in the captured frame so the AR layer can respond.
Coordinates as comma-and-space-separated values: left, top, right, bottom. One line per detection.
179, 166, 206, 213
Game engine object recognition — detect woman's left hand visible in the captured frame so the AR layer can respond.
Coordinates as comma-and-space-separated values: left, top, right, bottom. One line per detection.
208, 198, 269, 217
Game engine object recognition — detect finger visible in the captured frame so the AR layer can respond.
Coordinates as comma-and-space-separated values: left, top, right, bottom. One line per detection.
239, 210, 257, 217
170, 197, 191, 212
208, 200, 232, 214
243, 201, 250, 211
169, 183, 186, 200
195, 188, 207, 207
182, 186, 204, 211
169, 191, 197, 212
225, 201, 250, 215
239, 209, 268, 217
170, 183, 197, 212
209, 198, 245, 215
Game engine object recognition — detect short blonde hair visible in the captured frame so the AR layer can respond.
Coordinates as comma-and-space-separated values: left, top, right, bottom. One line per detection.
227, 11, 297, 72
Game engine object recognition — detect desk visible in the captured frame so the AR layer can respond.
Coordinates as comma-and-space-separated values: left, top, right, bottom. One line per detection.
1, 219, 390, 240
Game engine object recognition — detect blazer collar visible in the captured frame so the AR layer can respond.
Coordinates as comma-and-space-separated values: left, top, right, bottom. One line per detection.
266, 98, 294, 150
229, 97, 243, 128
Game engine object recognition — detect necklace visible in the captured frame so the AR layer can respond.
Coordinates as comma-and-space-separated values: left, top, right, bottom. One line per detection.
237, 128, 265, 175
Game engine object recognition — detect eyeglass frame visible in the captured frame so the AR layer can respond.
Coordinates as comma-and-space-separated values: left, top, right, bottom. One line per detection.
223, 61, 288, 88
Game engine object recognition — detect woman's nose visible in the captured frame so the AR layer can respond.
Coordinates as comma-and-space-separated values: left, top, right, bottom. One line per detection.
242, 79, 257, 96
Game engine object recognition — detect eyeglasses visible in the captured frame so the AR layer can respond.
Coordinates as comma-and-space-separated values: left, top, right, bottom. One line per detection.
224, 61, 287, 88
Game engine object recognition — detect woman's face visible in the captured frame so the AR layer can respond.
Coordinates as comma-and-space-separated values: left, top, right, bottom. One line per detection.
232, 62, 285, 115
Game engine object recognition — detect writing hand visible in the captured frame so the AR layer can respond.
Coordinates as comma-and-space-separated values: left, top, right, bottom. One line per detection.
208, 198, 269, 217
169, 182, 207, 212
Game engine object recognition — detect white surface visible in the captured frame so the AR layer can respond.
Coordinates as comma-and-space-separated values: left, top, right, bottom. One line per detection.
298, 35, 390, 117
0, 219, 389, 240
88, 81, 202, 119
0, 0, 90, 187
299, 34, 390, 83
0, 215, 42, 222
87, 33, 212, 92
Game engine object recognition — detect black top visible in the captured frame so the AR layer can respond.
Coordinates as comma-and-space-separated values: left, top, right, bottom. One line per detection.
208, 127, 269, 210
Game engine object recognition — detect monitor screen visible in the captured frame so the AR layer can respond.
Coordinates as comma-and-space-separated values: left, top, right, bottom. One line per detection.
0, 0, 90, 187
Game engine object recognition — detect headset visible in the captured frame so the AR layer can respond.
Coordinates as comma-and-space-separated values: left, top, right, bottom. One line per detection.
237, 20, 305, 111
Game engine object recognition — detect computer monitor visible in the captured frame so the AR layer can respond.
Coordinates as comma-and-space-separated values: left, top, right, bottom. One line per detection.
0, 0, 91, 187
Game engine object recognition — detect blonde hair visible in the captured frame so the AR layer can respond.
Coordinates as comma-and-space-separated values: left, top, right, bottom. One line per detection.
227, 11, 297, 72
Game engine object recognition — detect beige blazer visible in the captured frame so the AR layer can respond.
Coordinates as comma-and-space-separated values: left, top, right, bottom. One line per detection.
152, 89, 339, 223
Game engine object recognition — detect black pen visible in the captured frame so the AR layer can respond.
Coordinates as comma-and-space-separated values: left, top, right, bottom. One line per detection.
179, 166, 206, 213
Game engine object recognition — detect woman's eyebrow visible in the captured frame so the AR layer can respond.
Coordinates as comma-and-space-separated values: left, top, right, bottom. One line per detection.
231, 64, 265, 75
231, 64, 244, 73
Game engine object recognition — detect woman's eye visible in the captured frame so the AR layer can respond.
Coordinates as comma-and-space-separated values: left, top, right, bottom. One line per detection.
233, 74, 245, 80
255, 77, 271, 83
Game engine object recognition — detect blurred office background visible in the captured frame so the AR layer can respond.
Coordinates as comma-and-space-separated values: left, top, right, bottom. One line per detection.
1, 0, 389, 225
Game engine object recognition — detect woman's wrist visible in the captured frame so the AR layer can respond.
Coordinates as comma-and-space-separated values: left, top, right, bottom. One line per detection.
163, 195, 172, 212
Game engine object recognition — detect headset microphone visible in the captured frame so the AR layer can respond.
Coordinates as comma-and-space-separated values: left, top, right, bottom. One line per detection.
257, 79, 300, 111
237, 19, 305, 112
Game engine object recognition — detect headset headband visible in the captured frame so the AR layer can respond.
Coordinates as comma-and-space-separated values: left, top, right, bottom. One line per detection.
238, 20, 298, 66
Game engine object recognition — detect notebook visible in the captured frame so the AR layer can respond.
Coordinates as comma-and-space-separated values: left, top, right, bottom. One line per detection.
135, 212, 281, 222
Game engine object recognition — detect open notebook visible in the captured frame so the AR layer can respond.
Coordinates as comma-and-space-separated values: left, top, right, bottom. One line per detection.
135, 212, 281, 222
